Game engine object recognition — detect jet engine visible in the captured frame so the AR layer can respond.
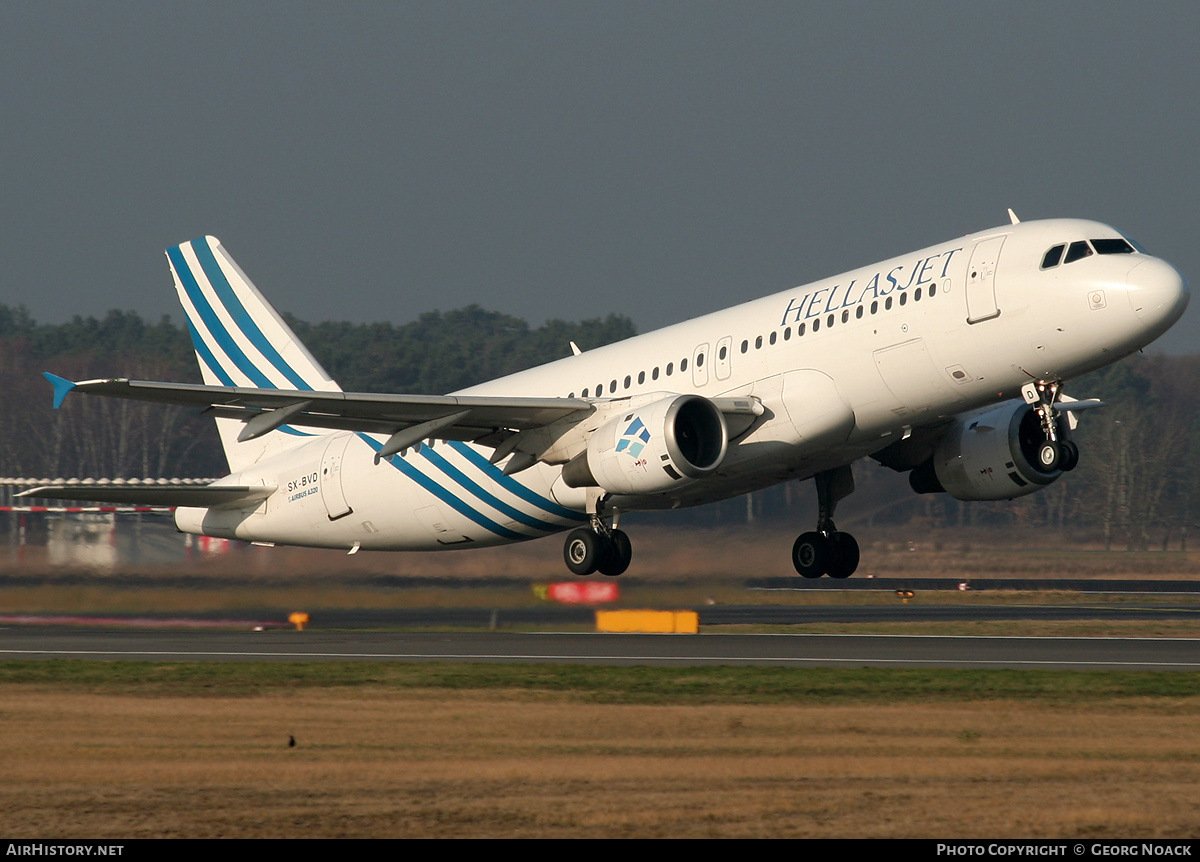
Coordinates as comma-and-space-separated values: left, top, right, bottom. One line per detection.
908, 399, 1067, 501
562, 394, 728, 495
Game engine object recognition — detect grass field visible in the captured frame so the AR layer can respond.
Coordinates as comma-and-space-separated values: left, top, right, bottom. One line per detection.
3, 532, 1200, 837
1, 663, 1199, 838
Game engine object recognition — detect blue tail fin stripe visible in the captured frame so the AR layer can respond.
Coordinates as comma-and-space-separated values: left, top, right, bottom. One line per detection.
187, 320, 313, 437
190, 238, 313, 391
417, 445, 561, 532
169, 246, 274, 388
184, 318, 236, 387
448, 442, 587, 521
356, 434, 527, 541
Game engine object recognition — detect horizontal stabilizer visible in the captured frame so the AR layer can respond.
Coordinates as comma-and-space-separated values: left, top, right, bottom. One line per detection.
16, 483, 276, 509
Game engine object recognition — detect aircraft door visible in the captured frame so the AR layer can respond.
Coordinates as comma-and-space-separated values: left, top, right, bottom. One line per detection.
319, 433, 354, 521
966, 236, 1005, 323
692, 342, 710, 387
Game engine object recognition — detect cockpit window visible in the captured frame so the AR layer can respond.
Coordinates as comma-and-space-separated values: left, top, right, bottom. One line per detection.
1041, 244, 1065, 269
1124, 236, 1148, 253
1063, 241, 1094, 264
1043, 237, 1138, 270
1091, 238, 1135, 255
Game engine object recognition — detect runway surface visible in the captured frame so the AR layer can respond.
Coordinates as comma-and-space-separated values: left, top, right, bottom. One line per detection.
2, 626, 1200, 670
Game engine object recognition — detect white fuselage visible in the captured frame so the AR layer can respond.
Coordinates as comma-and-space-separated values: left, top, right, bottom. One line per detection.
175, 218, 1188, 550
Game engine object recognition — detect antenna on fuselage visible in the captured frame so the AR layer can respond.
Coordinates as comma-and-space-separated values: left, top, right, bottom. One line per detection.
1007, 208, 1020, 224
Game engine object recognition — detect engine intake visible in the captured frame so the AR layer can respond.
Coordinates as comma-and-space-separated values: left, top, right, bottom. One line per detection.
910, 399, 1065, 501
562, 394, 728, 495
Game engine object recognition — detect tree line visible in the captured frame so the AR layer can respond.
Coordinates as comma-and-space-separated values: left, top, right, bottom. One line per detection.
1, 301, 1195, 548
0, 303, 634, 482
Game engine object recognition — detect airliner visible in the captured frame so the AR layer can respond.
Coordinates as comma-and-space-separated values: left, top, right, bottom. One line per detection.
26, 212, 1189, 578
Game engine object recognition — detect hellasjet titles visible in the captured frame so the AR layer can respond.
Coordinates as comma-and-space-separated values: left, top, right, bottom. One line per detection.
27, 215, 1189, 577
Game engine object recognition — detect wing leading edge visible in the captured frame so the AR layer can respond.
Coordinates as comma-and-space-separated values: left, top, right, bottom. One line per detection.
44, 372, 594, 445
42, 374, 765, 479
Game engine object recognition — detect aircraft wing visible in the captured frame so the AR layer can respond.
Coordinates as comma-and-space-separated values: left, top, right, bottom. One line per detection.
44, 374, 765, 469
45, 373, 593, 443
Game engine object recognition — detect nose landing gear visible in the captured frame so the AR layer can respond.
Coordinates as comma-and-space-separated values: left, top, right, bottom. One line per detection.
1024, 379, 1080, 473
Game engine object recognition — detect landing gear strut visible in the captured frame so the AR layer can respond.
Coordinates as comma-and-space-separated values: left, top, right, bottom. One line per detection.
1023, 379, 1079, 473
563, 494, 632, 576
792, 465, 860, 579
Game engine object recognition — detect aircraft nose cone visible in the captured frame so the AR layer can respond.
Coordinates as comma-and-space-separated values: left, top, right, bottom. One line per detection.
1127, 257, 1189, 331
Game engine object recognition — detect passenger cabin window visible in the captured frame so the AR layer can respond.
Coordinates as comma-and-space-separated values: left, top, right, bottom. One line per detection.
1042, 244, 1065, 269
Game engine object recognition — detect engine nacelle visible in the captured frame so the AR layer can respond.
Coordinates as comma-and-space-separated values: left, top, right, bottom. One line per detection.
562, 394, 728, 495
909, 399, 1064, 501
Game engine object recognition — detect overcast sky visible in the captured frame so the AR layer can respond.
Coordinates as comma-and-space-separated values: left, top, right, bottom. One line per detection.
3, 2, 1198, 354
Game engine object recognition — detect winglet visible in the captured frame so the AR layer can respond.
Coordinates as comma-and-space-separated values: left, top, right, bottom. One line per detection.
43, 372, 77, 409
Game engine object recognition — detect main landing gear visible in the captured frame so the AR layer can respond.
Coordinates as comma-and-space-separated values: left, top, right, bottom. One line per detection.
563, 495, 632, 577
792, 465, 860, 579
1024, 379, 1080, 473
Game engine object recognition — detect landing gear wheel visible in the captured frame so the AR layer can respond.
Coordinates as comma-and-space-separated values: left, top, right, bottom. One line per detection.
1036, 441, 1060, 472
792, 531, 831, 578
564, 528, 602, 576
827, 532, 860, 579
1059, 440, 1079, 472
597, 529, 632, 577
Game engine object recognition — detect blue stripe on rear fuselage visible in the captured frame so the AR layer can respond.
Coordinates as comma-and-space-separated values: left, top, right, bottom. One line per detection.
448, 442, 586, 522
417, 445, 562, 532
356, 434, 527, 541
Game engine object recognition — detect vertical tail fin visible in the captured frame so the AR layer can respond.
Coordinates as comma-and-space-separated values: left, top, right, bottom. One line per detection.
167, 236, 340, 471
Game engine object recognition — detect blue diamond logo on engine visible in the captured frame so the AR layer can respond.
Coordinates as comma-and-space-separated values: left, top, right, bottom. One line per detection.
615, 417, 651, 459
